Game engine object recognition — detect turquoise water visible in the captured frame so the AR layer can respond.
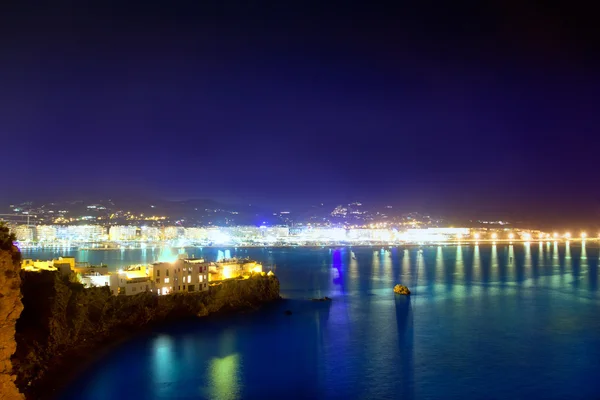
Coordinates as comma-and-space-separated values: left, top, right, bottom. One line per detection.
27, 244, 600, 399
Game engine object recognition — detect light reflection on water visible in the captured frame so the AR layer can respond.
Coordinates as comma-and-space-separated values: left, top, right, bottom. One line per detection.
47, 245, 600, 400
207, 354, 241, 400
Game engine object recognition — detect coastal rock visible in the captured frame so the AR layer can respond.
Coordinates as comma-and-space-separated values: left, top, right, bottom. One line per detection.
13, 272, 280, 398
0, 249, 25, 400
393, 284, 411, 295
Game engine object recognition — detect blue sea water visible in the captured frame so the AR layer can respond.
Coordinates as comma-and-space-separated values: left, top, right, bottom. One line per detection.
26, 244, 600, 400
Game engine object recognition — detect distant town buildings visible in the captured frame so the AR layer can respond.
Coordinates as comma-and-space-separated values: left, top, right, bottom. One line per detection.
7, 222, 572, 247
109, 225, 138, 241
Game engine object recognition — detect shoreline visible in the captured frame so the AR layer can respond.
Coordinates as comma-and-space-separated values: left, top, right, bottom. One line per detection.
13, 274, 281, 400
35, 301, 283, 400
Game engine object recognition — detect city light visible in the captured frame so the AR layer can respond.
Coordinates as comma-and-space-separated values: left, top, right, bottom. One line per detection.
222, 266, 232, 279
8, 219, 595, 248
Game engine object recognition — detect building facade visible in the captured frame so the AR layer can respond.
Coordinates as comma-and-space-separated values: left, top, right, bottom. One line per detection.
150, 259, 209, 295
109, 225, 139, 241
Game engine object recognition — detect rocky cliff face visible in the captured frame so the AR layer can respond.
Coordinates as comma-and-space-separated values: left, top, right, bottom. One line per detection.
0, 249, 24, 400
13, 272, 280, 398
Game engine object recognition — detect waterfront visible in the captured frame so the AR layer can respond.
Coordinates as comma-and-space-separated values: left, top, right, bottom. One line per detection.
44, 244, 600, 399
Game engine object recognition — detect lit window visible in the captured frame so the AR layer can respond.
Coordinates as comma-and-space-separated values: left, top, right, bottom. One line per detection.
187, 275, 191, 283
164, 277, 170, 284
199, 275, 203, 282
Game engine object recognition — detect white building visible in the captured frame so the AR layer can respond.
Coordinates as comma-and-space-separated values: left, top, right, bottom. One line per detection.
14, 225, 34, 242
109, 274, 152, 296
72, 225, 106, 241
52, 225, 106, 242
262, 226, 290, 239
140, 226, 161, 241
109, 225, 139, 241
82, 274, 111, 289
184, 227, 209, 241
151, 258, 209, 295
403, 227, 470, 242
162, 226, 181, 240
35, 225, 57, 242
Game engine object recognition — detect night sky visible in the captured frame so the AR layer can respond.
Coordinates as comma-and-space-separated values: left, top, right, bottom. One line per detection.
2, 1, 599, 224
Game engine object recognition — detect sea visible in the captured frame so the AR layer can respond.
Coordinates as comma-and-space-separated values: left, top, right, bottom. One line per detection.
22, 244, 600, 400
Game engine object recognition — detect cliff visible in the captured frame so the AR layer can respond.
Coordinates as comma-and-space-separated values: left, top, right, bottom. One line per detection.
12, 271, 280, 398
0, 249, 24, 400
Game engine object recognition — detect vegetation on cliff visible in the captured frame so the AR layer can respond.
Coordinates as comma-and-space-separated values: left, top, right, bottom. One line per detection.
12, 271, 280, 398
0, 249, 25, 400
0, 222, 20, 264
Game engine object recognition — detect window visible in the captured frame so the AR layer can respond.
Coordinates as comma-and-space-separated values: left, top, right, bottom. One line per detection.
166, 269, 169, 276
164, 277, 170, 284
157, 269, 160, 277
156, 278, 159, 283
187, 275, 191, 283
199, 275, 203, 282
183, 285, 186, 290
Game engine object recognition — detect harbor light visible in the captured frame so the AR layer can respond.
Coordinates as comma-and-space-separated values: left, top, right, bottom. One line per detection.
508, 233, 515, 240
522, 233, 531, 241
491, 233, 498, 240
474, 233, 480, 240
553, 232, 559, 239
564, 232, 571, 239
581, 232, 587, 239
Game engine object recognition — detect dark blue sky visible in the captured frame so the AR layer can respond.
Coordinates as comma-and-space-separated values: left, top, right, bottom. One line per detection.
1, 1, 599, 223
